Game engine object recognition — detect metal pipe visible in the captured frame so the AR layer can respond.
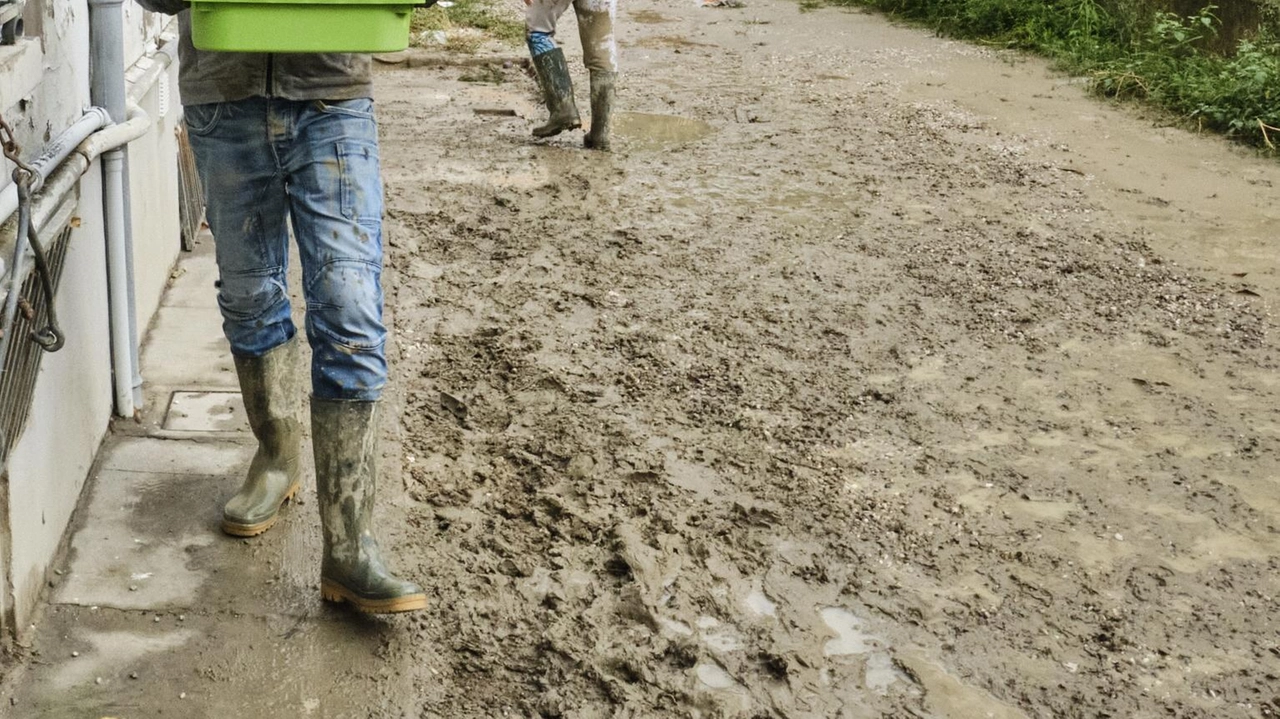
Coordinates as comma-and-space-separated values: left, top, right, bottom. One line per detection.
0, 33, 172, 227
0, 180, 35, 380
127, 41, 177, 107
123, 36, 177, 408
89, 0, 136, 418
114, 29, 177, 414
0, 108, 113, 226
102, 149, 133, 416
0, 101, 152, 387
74, 104, 150, 166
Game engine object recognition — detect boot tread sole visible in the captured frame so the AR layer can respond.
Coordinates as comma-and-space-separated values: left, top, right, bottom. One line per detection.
320, 578, 428, 613
532, 120, 582, 138
221, 480, 302, 537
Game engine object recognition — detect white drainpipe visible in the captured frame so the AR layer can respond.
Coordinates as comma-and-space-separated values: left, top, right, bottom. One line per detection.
89, 0, 140, 418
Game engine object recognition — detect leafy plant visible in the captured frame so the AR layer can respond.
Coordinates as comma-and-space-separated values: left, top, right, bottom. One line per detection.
411, 0, 525, 50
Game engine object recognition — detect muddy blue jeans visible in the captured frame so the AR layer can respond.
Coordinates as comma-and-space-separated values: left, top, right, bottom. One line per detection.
185, 96, 387, 401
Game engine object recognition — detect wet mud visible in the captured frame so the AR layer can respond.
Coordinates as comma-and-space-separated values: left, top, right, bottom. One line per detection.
7, 0, 1279, 716
374, 0, 1279, 716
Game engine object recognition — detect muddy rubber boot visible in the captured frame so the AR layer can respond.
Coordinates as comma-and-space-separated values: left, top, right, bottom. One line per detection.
532, 48, 582, 138
584, 70, 616, 151
312, 398, 427, 614
222, 337, 304, 537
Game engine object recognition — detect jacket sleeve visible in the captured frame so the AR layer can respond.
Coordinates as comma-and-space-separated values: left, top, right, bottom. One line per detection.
134, 0, 190, 15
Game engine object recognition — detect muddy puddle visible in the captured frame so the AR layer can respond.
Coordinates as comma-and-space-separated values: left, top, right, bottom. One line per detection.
613, 112, 715, 147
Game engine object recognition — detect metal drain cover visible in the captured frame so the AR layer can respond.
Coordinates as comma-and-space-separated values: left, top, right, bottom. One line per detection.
163, 391, 249, 432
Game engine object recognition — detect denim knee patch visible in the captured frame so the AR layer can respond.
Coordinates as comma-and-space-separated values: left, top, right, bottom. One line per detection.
306, 258, 387, 401
305, 259, 385, 352
217, 269, 294, 354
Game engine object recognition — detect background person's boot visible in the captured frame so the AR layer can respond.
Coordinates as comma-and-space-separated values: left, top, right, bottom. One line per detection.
223, 337, 303, 537
532, 48, 582, 138
312, 398, 427, 614
584, 70, 616, 151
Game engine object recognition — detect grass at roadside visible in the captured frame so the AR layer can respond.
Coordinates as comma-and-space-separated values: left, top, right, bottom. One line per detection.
411, 0, 525, 51
804, 0, 1280, 150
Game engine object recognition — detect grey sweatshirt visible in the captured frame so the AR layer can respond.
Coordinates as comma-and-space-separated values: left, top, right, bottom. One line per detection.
137, 0, 373, 105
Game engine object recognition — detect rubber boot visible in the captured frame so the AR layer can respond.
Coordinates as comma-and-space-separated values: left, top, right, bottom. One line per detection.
312, 398, 427, 614
584, 70, 616, 151
532, 48, 582, 138
222, 337, 303, 537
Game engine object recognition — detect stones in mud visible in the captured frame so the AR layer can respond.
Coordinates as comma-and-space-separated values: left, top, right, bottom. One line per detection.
535, 689, 566, 717
438, 391, 468, 426
566, 454, 596, 481
497, 558, 532, 578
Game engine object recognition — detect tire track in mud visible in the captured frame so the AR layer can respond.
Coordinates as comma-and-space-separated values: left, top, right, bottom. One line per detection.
372, 2, 1279, 716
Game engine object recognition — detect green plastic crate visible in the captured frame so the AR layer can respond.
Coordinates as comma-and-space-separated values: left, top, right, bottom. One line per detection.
190, 0, 415, 53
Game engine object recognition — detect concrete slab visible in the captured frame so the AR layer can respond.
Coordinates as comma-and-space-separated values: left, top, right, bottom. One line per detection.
98, 435, 251, 475
163, 391, 249, 432
140, 305, 237, 389
12, 604, 413, 718
53, 465, 225, 611
158, 244, 220, 310
50, 435, 341, 618
25, 442, 417, 717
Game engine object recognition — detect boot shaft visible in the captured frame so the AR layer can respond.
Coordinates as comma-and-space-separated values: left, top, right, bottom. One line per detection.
233, 336, 303, 446
223, 336, 303, 536
532, 47, 581, 137
586, 70, 616, 151
310, 397, 426, 611
311, 397, 379, 556
532, 48, 576, 105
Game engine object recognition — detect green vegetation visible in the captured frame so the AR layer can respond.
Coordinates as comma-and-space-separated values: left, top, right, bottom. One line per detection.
411, 0, 525, 51
810, 0, 1280, 149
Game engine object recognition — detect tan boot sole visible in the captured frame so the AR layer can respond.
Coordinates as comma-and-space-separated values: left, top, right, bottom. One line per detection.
532, 119, 582, 138
221, 481, 302, 538
320, 578, 428, 614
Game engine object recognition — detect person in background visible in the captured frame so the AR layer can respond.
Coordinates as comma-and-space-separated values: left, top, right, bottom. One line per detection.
525, 0, 617, 150
134, 0, 427, 614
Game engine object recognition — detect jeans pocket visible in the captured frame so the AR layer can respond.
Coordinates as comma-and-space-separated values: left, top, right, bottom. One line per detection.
183, 103, 223, 136
314, 98, 376, 120
336, 140, 383, 224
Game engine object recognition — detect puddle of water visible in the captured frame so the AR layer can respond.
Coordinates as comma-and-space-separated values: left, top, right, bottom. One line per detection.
696, 663, 737, 690
614, 113, 715, 148
817, 609, 910, 694
864, 651, 907, 694
820, 607, 881, 656
744, 588, 777, 617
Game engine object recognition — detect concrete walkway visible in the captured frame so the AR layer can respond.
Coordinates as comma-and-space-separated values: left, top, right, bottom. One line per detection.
4, 236, 419, 717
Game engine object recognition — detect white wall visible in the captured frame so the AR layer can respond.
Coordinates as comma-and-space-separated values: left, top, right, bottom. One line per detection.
0, 0, 182, 635
128, 52, 183, 329
5, 177, 113, 632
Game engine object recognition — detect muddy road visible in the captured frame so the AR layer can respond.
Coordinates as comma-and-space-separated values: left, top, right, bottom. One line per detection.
375, 1, 1278, 717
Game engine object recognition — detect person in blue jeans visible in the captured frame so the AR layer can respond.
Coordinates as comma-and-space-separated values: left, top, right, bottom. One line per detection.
137, 3, 426, 614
